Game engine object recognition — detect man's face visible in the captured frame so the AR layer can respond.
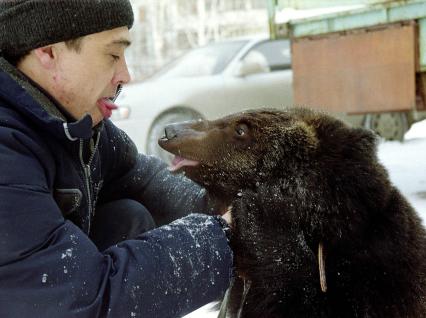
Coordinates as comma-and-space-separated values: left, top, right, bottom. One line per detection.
49, 27, 131, 126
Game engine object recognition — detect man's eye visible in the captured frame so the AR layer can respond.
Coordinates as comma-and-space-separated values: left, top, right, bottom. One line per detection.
111, 55, 120, 61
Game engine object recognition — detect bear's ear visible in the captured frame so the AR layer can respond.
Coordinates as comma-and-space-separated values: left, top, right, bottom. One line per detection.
345, 126, 379, 158
316, 121, 379, 163
259, 120, 318, 172
277, 120, 318, 152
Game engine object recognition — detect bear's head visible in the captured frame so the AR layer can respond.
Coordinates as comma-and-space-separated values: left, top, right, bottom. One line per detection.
159, 110, 316, 198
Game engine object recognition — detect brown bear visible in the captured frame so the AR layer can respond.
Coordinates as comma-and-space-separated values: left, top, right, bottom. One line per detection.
158, 108, 426, 318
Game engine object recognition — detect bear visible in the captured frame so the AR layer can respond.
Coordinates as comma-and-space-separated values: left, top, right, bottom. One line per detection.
158, 108, 426, 318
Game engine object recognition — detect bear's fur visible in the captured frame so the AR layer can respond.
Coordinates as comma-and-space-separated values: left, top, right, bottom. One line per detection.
159, 108, 426, 318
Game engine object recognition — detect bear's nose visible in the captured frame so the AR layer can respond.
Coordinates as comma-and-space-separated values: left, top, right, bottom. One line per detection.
164, 125, 178, 140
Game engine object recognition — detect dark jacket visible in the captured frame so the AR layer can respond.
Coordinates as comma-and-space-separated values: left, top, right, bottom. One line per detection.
0, 57, 232, 318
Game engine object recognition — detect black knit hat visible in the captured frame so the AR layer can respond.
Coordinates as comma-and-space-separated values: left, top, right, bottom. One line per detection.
0, 0, 134, 57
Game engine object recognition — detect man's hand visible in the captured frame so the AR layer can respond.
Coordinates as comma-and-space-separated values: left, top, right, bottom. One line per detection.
221, 206, 232, 226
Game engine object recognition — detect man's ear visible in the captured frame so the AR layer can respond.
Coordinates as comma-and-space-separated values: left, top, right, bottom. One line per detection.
33, 45, 56, 69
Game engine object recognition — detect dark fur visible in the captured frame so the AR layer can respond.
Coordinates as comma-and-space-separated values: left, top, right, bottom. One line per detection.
159, 108, 426, 317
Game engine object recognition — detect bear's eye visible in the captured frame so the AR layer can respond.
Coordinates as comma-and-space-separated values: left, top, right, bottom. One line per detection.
235, 124, 249, 137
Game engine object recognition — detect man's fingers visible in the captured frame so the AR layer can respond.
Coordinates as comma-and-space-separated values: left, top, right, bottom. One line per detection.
222, 209, 232, 226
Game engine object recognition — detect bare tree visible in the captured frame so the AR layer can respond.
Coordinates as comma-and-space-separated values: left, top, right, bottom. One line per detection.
128, 0, 267, 80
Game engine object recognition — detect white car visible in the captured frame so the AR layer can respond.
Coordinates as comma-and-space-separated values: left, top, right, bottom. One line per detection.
114, 37, 293, 162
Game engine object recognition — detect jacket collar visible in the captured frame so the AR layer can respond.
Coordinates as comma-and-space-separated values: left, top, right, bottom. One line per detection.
0, 57, 98, 141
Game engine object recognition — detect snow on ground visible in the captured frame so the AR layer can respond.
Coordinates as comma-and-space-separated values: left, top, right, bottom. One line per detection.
184, 119, 426, 318
184, 302, 220, 318
379, 119, 426, 222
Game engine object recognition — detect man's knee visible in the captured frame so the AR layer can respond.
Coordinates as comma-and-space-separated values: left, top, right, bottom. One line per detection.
91, 199, 156, 250
119, 199, 156, 236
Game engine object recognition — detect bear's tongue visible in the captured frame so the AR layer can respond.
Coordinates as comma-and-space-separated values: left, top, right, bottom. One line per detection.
169, 156, 199, 172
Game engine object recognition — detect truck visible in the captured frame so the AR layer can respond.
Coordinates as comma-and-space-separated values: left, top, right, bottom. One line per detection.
267, 0, 426, 140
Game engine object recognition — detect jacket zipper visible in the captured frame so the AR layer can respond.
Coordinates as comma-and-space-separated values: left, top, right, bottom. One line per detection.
79, 132, 101, 234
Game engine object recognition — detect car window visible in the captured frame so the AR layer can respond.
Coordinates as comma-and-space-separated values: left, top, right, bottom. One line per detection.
242, 40, 291, 73
151, 40, 248, 80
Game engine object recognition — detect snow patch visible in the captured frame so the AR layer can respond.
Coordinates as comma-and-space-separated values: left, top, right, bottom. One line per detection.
41, 273, 48, 284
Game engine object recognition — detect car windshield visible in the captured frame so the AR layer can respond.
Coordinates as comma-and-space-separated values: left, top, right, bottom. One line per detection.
150, 40, 248, 80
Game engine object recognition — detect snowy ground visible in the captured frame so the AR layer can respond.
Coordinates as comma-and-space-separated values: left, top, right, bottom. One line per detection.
378, 121, 426, 221
184, 119, 426, 318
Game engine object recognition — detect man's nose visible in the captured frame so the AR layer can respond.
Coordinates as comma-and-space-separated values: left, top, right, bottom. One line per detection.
114, 58, 131, 85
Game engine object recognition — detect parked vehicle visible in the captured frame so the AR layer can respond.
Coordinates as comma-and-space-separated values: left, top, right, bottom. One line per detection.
114, 37, 293, 162
268, 0, 426, 141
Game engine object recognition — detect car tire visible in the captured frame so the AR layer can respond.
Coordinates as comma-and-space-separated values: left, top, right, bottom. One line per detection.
146, 109, 202, 163
363, 112, 409, 141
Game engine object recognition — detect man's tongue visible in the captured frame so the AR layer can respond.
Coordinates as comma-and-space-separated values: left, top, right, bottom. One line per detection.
97, 98, 118, 119
169, 156, 199, 172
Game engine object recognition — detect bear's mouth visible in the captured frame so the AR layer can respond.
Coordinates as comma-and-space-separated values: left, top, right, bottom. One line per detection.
168, 155, 200, 172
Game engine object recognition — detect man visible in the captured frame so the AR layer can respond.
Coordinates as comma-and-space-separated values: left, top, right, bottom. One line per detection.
0, 1, 233, 317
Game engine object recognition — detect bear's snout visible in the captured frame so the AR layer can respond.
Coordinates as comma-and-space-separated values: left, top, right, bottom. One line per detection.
162, 121, 200, 141
164, 125, 178, 140
159, 121, 206, 155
